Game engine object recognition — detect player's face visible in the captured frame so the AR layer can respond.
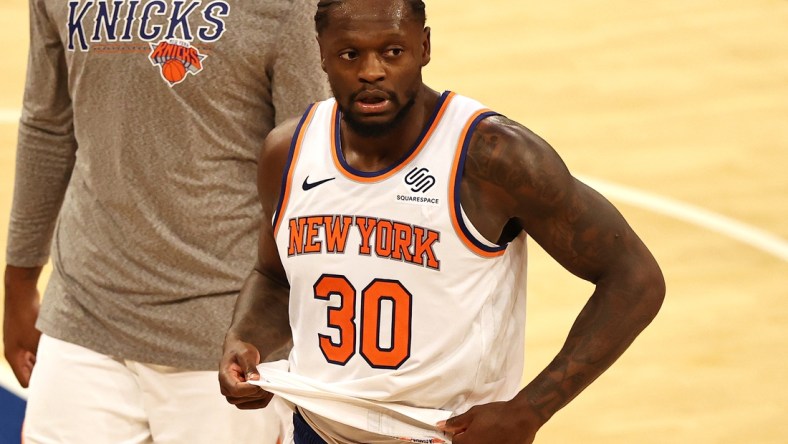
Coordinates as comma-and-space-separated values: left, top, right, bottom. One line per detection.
317, 0, 431, 136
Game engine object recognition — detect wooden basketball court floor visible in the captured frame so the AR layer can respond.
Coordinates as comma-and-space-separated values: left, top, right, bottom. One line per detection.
1, 1, 786, 442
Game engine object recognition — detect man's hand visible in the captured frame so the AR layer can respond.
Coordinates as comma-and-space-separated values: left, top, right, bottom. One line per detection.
218, 336, 274, 409
3, 265, 43, 388
437, 401, 544, 444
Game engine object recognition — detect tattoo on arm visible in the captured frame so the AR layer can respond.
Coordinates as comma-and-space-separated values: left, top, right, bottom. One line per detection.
461, 115, 575, 244
523, 288, 628, 422
465, 116, 536, 190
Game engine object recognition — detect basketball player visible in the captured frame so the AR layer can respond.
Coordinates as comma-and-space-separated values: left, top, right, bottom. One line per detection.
4, 0, 329, 442
219, 0, 665, 443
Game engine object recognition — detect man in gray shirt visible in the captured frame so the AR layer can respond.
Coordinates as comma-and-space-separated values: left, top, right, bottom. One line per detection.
4, 0, 329, 442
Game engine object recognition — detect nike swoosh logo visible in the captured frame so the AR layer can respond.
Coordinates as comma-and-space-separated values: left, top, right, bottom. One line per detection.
302, 176, 336, 191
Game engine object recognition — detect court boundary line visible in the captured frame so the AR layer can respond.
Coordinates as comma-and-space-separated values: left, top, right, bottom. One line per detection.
579, 176, 788, 262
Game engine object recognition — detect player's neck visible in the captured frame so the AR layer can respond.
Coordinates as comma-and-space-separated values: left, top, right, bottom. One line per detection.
340, 86, 439, 172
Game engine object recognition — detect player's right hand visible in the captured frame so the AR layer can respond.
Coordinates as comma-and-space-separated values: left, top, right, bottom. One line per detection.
218, 336, 274, 409
437, 400, 541, 444
3, 265, 43, 388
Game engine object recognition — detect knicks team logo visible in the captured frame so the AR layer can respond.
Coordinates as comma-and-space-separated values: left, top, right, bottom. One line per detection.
149, 39, 206, 86
65, 1, 230, 86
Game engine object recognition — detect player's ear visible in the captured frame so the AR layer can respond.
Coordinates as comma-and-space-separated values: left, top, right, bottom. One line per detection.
421, 26, 431, 66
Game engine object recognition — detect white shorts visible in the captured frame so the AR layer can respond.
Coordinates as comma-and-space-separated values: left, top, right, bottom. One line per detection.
23, 335, 285, 444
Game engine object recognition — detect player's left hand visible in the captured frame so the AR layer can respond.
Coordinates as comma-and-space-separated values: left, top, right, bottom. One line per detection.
437, 400, 542, 444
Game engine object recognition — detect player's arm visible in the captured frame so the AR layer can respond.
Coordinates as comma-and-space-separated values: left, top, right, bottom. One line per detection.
441, 116, 665, 443
219, 117, 300, 409
4, 0, 78, 388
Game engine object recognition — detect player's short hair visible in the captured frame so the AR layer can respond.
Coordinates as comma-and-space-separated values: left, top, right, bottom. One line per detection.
315, 0, 427, 35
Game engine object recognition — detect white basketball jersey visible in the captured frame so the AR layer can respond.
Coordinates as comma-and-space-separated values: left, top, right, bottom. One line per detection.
273, 91, 528, 415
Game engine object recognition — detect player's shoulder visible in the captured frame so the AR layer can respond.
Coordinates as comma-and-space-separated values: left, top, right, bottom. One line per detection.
463, 113, 572, 201
257, 115, 305, 205
468, 114, 559, 171
472, 114, 548, 154
260, 116, 302, 163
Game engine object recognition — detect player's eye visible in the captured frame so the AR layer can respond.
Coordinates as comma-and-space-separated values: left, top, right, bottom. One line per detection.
339, 51, 358, 61
385, 48, 404, 57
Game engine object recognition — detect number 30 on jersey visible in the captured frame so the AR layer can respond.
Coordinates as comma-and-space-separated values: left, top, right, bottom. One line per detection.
314, 274, 412, 369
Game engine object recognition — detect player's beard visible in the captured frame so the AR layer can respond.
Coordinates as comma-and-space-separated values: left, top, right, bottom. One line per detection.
339, 93, 417, 138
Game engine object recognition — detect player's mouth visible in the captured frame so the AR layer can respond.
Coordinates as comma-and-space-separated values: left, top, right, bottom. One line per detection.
353, 91, 392, 114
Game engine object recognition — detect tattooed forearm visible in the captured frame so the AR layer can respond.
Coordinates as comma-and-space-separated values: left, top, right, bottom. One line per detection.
521, 294, 613, 420
516, 270, 663, 422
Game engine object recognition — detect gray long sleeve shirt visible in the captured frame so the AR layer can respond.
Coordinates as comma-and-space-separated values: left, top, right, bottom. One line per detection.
7, 0, 329, 370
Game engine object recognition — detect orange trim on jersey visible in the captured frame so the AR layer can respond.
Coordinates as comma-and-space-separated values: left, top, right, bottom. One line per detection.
329, 101, 341, 174
331, 92, 457, 183
449, 109, 507, 258
273, 104, 319, 238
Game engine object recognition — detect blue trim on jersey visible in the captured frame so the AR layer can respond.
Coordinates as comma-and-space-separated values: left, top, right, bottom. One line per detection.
453, 111, 508, 254
273, 103, 317, 228
332, 90, 452, 179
